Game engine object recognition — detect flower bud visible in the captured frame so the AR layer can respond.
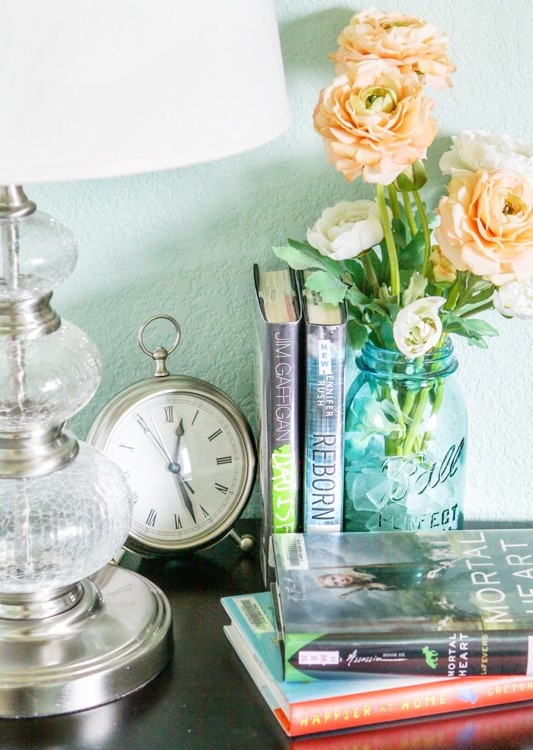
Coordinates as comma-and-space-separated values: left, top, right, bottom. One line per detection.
394, 160, 428, 191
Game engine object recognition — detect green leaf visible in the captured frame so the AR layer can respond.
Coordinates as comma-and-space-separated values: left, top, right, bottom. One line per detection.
379, 316, 395, 349
443, 313, 499, 345
391, 217, 407, 249
347, 319, 369, 350
286, 238, 343, 278
462, 318, 499, 337
378, 284, 396, 307
273, 244, 320, 271
274, 239, 344, 278
403, 271, 428, 306
344, 258, 367, 288
305, 270, 347, 305
366, 302, 387, 317
345, 285, 371, 306
398, 229, 425, 271
273, 245, 324, 271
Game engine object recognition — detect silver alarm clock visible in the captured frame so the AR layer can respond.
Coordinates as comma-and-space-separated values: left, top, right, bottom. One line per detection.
88, 314, 256, 557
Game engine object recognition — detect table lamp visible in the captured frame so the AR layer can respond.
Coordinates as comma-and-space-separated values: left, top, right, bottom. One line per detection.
0, 0, 291, 718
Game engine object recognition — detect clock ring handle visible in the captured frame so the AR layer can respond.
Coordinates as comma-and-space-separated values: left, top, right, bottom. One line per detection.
137, 314, 182, 378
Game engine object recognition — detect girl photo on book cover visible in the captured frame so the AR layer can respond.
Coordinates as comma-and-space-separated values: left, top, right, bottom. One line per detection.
275, 532, 504, 632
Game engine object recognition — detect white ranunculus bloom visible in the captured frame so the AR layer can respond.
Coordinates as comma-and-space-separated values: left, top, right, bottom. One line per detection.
439, 131, 533, 183
493, 277, 533, 319
307, 200, 386, 260
393, 296, 446, 357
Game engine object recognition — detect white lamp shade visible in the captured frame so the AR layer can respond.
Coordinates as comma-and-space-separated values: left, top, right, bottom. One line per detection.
0, 0, 291, 184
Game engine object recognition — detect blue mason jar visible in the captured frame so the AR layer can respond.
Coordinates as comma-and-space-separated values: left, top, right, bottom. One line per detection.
343, 340, 466, 533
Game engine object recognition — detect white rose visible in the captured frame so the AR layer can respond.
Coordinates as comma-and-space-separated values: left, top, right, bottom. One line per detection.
393, 296, 446, 357
307, 200, 386, 260
439, 131, 533, 182
493, 277, 533, 319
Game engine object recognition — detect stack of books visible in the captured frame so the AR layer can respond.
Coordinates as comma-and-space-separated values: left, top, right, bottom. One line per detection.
222, 527, 533, 737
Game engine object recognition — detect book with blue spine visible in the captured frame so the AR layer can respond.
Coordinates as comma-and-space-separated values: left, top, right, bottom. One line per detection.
221, 590, 533, 737
299, 273, 346, 533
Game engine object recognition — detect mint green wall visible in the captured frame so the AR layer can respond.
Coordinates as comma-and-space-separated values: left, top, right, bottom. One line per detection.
28, 0, 533, 523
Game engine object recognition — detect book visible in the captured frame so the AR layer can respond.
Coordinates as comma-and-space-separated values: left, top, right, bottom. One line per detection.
299, 273, 346, 533
295, 701, 533, 749
253, 264, 302, 585
272, 529, 533, 681
221, 590, 533, 738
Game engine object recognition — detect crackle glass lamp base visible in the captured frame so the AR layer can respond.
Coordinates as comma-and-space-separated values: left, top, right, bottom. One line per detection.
0, 187, 174, 717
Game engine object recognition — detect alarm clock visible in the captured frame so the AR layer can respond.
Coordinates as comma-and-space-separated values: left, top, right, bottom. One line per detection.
87, 314, 256, 557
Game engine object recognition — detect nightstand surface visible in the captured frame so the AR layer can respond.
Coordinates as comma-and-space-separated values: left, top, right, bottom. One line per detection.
1, 520, 533, 750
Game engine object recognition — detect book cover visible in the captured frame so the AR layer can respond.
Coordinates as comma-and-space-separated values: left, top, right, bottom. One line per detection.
221, 590, 533, 738
253, 264, 302, 585
296, 701, 533, 750
273, 529, 533, 681
299, 273, 346, 533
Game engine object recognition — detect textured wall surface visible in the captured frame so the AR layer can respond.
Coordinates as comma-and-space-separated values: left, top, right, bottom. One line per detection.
29, 0, 533, 523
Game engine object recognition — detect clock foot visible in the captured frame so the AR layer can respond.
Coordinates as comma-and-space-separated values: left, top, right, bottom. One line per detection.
0, 564, 173, 718
229, 529, 255, 553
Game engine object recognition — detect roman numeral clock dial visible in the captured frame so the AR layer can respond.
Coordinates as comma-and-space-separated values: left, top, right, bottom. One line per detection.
87, 315, 256, 556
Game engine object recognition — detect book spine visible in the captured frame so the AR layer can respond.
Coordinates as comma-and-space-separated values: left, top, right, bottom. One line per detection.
303, 320, 346, 533
289, 675, 533, 740
287, 632, 532, 680
254, 296, 301, 584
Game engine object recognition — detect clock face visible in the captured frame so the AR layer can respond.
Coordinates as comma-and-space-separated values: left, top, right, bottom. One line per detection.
92, 381, 255, 554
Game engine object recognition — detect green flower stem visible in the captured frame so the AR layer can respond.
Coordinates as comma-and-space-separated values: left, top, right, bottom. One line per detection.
401, 388, 416, 418
376, 183, 400, 299
387, 184, 402, 221
421, 380, 444, 451
444, 277, 461, 311
401, 191, 417, 238
413, 189, 432, 277
361, 253, 380, 297
402, 388, 429, 456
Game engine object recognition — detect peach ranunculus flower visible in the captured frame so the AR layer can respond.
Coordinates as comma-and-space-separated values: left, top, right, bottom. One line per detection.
313, 61, 438, 185
435, 169, 533, 284
331, 8, 455, 91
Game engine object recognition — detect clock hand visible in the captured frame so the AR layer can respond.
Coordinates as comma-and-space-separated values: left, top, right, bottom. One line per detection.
171, 418, 184, 466
168, 419, 195, 493
168, 419, 196, 521
173, 473, 197, 523
135, 414, 171, 462
151, 418, 173, 463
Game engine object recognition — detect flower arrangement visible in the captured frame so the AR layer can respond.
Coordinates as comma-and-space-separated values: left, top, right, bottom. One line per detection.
274, 8, 533, 532
275, 7, 533, 357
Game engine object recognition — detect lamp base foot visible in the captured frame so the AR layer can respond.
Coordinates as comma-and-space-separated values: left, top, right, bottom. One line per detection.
0, 564, 173, 718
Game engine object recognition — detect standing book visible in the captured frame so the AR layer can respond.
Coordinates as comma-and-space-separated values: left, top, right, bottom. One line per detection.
253, 264, 302, 585
221, 590, 533, 738
299, 273, 346, 533
273, 529, 533, 681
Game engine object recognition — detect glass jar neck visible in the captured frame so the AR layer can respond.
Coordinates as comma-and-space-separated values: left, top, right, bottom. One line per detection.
357, 340, 457, 383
